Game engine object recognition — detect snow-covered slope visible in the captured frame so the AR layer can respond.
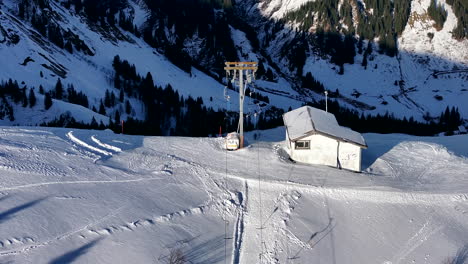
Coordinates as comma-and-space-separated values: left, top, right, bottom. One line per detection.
240, 0, 468, 120
256, 0, 313, 20
0, 0, 297, 125
0, 0, 467, 127
0, 126, 467, 263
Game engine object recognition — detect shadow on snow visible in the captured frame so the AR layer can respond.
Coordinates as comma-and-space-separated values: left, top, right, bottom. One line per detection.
48, 238, 102, 264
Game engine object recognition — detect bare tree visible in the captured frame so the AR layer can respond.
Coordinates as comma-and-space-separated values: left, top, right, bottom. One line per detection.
159, 248, 186, 264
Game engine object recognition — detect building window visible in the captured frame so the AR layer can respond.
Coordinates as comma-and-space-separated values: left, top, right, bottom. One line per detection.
295, 140, 310, 149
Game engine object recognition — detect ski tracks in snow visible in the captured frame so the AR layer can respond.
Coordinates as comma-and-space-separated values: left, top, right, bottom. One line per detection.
91, 135, 122, 152
66, 131, 122, 158
0, 177, 163, 192
232, 180, 248, 264
392, 215, 444, 264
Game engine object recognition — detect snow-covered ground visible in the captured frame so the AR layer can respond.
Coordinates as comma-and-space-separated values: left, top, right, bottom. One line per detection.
0, 126, 467, 263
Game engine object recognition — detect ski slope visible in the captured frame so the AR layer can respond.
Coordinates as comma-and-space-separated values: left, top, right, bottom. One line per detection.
0, 126, 467, 263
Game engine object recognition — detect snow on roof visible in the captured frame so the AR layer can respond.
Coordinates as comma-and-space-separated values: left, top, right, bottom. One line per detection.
283, 106, 367, 148
459, 126, 467, 133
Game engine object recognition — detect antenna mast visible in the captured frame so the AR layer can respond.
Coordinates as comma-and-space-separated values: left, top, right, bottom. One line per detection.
224, 62, 258, 148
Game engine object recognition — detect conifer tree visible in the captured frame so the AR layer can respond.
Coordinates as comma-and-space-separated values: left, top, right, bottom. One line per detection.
44, 92, 53, 110
90, 116, 98, 129
22, 88, 28, 107
428, 0, 447, 30
114, 110, 120, 124
55, 78, 63, 99
99, 100, 106, 115
362, 53, 368, 68
125, 99, 132, 114
29, 88, 36, 107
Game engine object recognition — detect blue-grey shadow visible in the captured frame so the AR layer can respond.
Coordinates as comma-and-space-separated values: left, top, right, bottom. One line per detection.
244, 127, 286, 143
0, 195, 11, 204
361, 133, 468, 171
48, 238, 102, 264
452, 244, 468, 264
361, 134, 403, 170
0, 197, 46, 224
184, 235, 225, 264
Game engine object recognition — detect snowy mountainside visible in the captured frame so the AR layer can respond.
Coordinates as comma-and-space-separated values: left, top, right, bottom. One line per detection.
0, 0, 302, 127
0, 126, 467, 263
0, 0, 467, 129
238, 0, 468, 120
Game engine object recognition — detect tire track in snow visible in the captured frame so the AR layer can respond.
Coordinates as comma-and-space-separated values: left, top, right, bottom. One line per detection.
66, 131, 111, 156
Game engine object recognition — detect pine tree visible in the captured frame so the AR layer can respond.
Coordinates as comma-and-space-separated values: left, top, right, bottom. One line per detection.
110, 92, 116, 107
55, 78, 63, 99
118, 89, 124, 102
18, 2, 26, 19
44, 92, 53, 110
113, 55, 121, 72
114, 110, 120, 124
65, 41, 73, 53
114, 73, 121, 89
73, 0, 83, 13
428, 0, 447, 30
29, 88, 36, 107
125, 99, 132, 114
104, 90, 111, 107
362, 53, 368, 68
99, 100, 106, 115
22, 88, 28, 107
90, 116, 98, 129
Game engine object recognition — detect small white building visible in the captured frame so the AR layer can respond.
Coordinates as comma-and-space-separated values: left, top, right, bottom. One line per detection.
283, 106, 367, 172
458, 125, 467, 134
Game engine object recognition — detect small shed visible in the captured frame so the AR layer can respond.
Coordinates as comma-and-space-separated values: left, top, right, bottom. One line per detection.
283, 106, 367, 172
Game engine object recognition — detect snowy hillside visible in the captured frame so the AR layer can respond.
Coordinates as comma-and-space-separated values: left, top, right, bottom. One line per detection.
0, 0, 303, 127
0, 0, 467, 130
239, 0, 468, 120
0, 0, 222, 122
0, 126, 467, 263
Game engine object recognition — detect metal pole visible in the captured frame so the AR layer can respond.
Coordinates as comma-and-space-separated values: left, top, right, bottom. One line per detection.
325, 90, 328, 112
239, 69, 244, 148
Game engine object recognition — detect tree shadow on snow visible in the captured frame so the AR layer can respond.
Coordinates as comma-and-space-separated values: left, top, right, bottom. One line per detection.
451, 244, 468, 264
184, 235, 225, 264
48, 238, 102, 264
0, 197, 47, 224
